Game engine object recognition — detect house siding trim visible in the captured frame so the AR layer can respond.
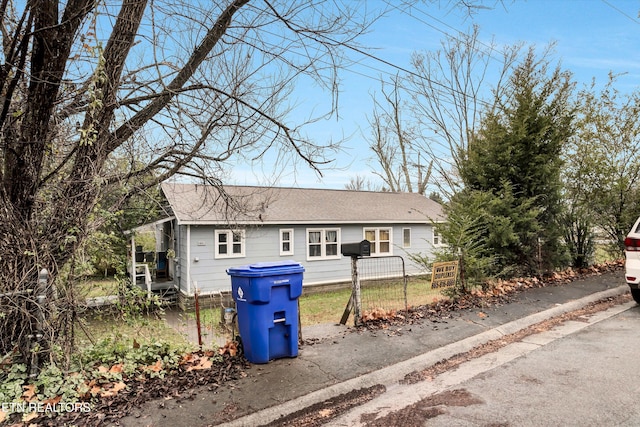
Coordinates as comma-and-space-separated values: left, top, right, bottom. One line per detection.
175, 219, 434, 226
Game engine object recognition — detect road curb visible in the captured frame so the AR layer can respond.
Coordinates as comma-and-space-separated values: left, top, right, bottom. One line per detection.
222, 285, 630, 426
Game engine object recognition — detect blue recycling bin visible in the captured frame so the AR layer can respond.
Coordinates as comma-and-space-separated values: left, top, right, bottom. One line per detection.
227, 261, 304, 364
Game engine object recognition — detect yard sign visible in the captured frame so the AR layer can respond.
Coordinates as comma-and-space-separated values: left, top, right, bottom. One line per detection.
431, 261, 459, 288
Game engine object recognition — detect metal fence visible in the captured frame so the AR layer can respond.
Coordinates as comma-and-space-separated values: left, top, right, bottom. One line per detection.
359, 255, 407, 314
340, 255, 407, 326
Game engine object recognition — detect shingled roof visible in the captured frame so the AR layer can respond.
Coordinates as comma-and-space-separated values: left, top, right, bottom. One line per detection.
161, 182, 444, 225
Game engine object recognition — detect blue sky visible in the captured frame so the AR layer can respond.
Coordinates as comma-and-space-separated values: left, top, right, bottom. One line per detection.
228, 0, 640, 190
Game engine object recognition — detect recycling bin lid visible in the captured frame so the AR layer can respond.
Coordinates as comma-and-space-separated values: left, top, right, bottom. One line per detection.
227, 260, 304, 277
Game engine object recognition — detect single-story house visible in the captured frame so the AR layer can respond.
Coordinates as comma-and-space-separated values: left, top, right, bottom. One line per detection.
127, 182, 445, 305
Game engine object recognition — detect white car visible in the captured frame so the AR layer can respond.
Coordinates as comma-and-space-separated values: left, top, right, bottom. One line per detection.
624, 217, 640, 303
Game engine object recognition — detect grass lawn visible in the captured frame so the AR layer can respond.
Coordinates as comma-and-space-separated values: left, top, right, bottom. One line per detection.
77, 276, 120, 298
299, 287, 352, 325
76, 310, 193, 350
406, 278, 448, 307
298, 277, 446, 325
71, 274, 447, 354
185, 279, 446, 331
594, 244, 622, 264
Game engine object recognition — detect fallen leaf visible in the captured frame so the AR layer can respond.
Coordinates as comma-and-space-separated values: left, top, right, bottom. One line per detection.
109, 363, 124, 374
228, 345, 237, 357
22, 384, 37, 402
90, 384, 102, 396
100, 381, 127, 397
218, 342, 238, 357
478, 312, 487, 319
97, 365, 109, 374
147, 360, 163, 372
180, 353, 195, 364
186, 355, 212, 372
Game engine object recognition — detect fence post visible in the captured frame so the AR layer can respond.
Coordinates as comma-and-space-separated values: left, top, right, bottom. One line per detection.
194, 289, 203, 349
29, 268, 48, 378
351, 256, 361, 326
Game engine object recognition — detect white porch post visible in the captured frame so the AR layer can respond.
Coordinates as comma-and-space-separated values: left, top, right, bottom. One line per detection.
130, 236, 136, 284
145, 265, 152, 298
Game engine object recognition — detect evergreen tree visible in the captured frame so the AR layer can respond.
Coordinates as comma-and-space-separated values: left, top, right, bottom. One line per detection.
458, 49, 575, 275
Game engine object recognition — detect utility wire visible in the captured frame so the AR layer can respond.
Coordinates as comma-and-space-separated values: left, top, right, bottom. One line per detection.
600, 0, 640, 26
382, 0, 507, 65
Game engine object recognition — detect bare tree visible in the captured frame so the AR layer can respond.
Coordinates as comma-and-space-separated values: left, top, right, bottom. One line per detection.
367, 75, 432, 194
363, 26, 519, 198
0, 0, 380, 367
564, 75, 640, 254
344, 174, 385, 191
407, 25, 521, 197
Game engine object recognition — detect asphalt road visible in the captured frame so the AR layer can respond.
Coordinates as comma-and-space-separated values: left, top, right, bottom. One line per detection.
328, 300, 640, 426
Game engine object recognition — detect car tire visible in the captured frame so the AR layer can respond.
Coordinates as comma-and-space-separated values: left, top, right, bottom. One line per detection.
631, 287, 640, 304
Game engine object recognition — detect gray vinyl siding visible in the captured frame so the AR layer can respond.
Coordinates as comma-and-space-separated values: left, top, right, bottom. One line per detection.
177, 222, 437, 295
176, 224, 189, 293
188, 225, 217, 292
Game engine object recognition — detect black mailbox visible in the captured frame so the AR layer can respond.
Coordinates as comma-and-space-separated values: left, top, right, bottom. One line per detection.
341, 240, 371, 257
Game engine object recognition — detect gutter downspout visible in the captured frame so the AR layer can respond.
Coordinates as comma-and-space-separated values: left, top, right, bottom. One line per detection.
186, 224, 191, 296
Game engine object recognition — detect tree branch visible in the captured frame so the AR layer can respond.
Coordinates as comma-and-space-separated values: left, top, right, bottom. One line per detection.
108, 0, 251, 152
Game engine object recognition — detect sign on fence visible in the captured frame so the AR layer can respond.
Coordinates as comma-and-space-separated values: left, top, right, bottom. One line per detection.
431, 261, 459, 289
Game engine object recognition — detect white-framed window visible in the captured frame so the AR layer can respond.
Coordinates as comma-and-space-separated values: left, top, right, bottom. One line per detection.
280, 229, 294, 256
364, 227, 392, 255
433, 229, 445, 247
306, 228, 340, 260
215, 229, 245, 258
403, 228, 411, 248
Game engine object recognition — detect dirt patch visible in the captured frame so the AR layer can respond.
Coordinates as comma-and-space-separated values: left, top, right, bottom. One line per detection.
262, 384, 386, 427
362, 388, 483, 426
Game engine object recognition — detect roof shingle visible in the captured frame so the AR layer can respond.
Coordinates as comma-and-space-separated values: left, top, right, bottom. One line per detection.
161, 182, 444, 225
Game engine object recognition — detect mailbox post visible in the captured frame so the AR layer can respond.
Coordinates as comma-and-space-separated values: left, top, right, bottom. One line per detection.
340, 240, 370, 326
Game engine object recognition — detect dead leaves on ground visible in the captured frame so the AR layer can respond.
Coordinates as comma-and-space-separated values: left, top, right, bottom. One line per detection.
360, 308, 410, 336
3, 345, 244, 425
361, 308, 399, 322
219, 341, 239, 357
181, 352, 214, 372
473, 260, 624, 299
94, 381, 127, 398
360, 260, 624, 328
